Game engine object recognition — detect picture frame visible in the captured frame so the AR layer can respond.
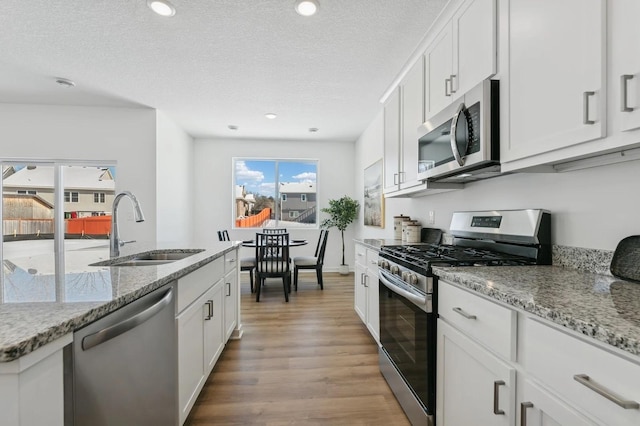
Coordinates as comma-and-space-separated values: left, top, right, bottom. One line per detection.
363, 159, 384, 228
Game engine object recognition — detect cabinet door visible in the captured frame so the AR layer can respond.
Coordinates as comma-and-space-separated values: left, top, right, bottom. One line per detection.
383, 87, 401, 193
426, 25, 453, 119
177, 295, 207, 423
365, 269, 379, 343
453, 0, 496, 96
354, 263, 367, 324
223, 269, 237, 340
504, 0, 606, 162
519, 379, 597, 426
437, 319, 515, 426
204, 282, 224, 374
611, 0, 640, 132
400, 57, 425, 190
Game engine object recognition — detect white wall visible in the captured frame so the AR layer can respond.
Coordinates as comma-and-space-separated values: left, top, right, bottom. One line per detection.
354, 107, 640, 251
193, 138, 356, 270
156, 111, 194, 245
0, 103, 158, 244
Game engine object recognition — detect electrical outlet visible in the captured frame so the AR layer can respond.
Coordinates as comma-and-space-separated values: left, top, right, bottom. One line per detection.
428, 211, 435, 225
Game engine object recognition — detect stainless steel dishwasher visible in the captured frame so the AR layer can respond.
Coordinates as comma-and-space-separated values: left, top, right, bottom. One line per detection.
68, 283, 177, 425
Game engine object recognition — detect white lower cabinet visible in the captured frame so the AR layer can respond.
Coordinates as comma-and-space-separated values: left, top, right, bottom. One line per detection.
437, 319, 515, 426
354, 243, 380, 344
223, 250, 239, 340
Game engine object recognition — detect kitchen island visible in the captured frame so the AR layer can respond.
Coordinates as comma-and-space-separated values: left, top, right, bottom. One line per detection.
0, 240, 241, 425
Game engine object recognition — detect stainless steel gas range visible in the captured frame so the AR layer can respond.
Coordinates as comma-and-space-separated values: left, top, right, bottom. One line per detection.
377, 209, 551, 426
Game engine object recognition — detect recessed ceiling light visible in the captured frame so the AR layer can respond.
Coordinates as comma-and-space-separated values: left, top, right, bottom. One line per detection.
295, 0, 319, 16
309, 127, 319, 133
147, 0, 176, 17
228, 125, 238, 130
55, 78, 75, 88
264, 113, 277, 120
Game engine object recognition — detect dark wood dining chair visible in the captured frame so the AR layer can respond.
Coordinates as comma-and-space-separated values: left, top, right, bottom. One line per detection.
218, 229, 256, 293
255, 232, 291, 302
293, 230, 329, 291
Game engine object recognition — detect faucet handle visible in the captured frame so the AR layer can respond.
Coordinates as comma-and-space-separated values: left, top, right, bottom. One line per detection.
119, 240, 137, 247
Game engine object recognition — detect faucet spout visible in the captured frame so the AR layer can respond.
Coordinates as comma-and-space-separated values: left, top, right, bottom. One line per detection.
110, 191, 145, 258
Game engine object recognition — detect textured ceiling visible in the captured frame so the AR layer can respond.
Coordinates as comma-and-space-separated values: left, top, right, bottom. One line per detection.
1, 0, 447, 141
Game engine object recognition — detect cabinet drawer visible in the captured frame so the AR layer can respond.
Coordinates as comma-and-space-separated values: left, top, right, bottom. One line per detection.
438, 280, 516, 360
355, 244, 367, 265
224, 249, 237, 274
366, 249, 379, 273
523, 317, 640, 426
177, 257, 224, 313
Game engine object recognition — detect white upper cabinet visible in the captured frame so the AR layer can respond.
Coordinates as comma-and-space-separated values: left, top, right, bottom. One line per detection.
400, 57, 425, 190
501, 0, 606, 167
426, 0, 497, 119
611, 0, 640, 133
383, 87, 401, 193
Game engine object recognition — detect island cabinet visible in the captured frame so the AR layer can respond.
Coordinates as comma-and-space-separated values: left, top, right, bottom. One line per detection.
354, 243, 380, 343
437, 279, 640, 426
425, 0, 496, 119
223, 250, 239, 341
177, 256, 227, 425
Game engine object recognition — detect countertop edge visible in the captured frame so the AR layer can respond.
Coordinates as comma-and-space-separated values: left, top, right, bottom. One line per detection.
0, 244, 238, 362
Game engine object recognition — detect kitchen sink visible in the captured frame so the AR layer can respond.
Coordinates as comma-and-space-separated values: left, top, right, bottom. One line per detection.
90, 249, 205, 267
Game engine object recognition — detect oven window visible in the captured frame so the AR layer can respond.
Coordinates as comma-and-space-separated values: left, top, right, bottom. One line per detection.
379, 282, 435, 411
418, 119, 455, 169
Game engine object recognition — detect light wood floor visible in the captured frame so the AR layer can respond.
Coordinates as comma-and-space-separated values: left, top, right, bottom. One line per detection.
185, 272, 410, 425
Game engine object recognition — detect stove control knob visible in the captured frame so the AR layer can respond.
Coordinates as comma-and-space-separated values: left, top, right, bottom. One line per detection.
390, 265, 400, 275
407, 274, 419, 286
401, 271, 409, 281
379, 260, 390, 270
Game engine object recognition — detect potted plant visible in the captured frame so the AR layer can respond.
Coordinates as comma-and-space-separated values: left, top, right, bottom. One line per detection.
321, 196, 360, 275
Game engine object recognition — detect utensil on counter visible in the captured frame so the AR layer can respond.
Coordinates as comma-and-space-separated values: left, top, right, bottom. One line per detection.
610, 236, 640, 282
421, 228, 443, 244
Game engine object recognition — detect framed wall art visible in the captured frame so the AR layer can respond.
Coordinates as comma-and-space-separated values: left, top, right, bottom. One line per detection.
363, 159, 384, 228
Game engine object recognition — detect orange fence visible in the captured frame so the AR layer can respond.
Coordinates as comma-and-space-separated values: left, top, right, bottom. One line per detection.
236, 208, 271, 228
66, 216, 111, 235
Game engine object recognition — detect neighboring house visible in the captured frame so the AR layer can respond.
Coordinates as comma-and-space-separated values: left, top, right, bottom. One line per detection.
235, 185, 249, 218
279, 182, 316, 222
2, 194, 55, 235
3, 165, 115, 218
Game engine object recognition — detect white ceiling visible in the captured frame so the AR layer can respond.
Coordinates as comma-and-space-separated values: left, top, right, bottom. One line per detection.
1, 0, 447, 142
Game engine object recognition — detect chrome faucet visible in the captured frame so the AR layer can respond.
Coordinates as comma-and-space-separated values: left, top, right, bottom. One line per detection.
110, 191, 145, 258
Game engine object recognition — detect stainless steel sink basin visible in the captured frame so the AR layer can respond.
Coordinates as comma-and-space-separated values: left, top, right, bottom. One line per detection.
90, 249, 205, 267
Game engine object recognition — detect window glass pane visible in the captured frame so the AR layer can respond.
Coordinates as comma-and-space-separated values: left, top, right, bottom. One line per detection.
64, 166, 114, 233
2, 163, 56, 302
233, 159, 317, 229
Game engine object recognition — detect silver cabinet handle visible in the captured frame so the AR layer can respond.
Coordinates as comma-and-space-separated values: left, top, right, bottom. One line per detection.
364, 275, 369, 288
445, 78, 451, 97
82, 287, 173, 351
360, 273, 366, 286
520, 402, 533, 426
357, 252, 364, 257
452, 307, 477, 320
227, 258, 236, 263
370, 259, 378, 265
583, 91, 596, 124
493, 380, 505, 415
226, 282, 231, 297
450, 74, 457, 93
393, 173, 399, 185
399, 171, 405, 183
621, 74, 634, 112
204, 300, 213, 320
573, 374, 640, 409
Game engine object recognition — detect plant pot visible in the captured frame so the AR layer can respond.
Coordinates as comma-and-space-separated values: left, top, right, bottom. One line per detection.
339, 264, 349, 275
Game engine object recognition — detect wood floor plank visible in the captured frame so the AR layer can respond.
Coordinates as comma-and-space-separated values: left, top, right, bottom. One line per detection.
185, 272, 410, 425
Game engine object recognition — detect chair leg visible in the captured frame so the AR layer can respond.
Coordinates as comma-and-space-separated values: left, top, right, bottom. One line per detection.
316, 267, 323, 290
283, 275, 289, 302
249, 268, 254, 293
294, 267, 299, 291
256, 277, 262, 302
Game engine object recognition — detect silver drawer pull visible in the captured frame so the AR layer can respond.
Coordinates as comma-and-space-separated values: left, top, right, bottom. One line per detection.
493, 380, 505, 415
573, 374, 640, 409
621, 74, 634, 112
445, 78, 451, 97
520, 402, 533, 426
453, 307, 477, 320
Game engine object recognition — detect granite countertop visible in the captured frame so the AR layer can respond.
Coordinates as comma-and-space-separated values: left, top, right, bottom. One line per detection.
0, 240, 239, 362
433, 265, 640, 357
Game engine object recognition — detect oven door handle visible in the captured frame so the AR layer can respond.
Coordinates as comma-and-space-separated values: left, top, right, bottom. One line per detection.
379, 270, 431, 312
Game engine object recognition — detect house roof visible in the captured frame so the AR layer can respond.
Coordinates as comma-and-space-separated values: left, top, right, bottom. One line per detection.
3, 166, 115, 191
280, 182, 316, 194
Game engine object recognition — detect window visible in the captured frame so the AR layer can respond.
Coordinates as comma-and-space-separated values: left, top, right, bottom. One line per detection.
65, 191, 79, 203
17, 190, 37, 195
94, 192, 106, 203
233, 158, 318, 229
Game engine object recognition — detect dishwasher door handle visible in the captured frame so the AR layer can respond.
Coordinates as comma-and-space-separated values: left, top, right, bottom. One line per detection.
82, 287, 174, 351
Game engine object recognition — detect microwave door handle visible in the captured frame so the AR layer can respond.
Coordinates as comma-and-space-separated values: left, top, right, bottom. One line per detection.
450, 103, 468, 166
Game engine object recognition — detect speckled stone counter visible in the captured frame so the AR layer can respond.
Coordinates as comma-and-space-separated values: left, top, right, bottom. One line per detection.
432, 265, 640, 357
0, 240, 239, 362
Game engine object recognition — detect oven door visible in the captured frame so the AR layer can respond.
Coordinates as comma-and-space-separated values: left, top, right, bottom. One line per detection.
378, 269, 436, 419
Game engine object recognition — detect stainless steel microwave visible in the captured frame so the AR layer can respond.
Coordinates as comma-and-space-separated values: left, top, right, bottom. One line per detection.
416, 79, 500, 183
